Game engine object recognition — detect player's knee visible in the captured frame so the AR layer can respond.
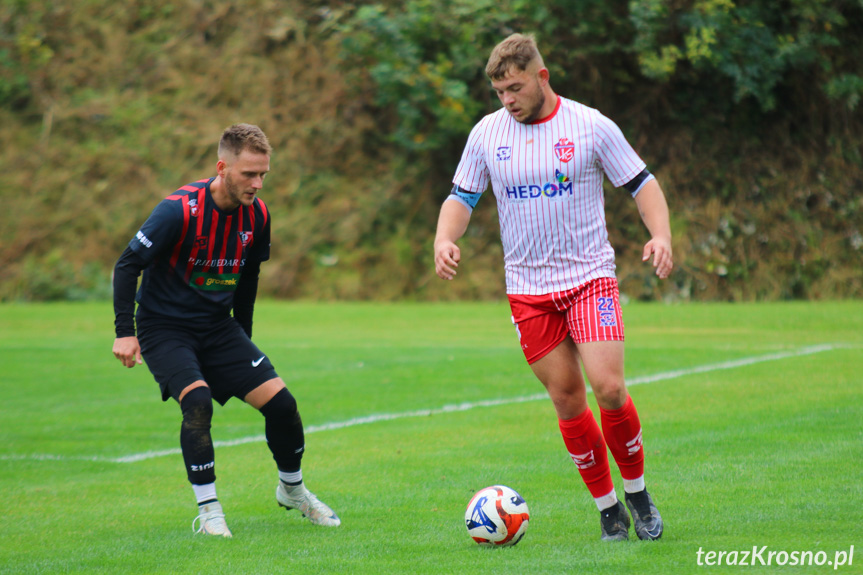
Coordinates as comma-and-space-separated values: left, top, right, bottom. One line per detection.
593, 381, 627, 409
259, 387, 299, 421
180, 386, 213, 429
260, 387, 305, 470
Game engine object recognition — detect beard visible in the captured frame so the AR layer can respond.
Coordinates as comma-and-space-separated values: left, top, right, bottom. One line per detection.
519, 90, 546, 124
223, 172, 250, 207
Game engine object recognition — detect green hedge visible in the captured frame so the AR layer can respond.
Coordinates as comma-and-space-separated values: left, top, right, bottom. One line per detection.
1, 0, 861, 301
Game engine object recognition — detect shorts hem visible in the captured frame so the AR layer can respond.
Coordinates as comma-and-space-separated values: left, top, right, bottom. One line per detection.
222, 368, 279, 405
525, 331, 570, 365
570, 334, 626, 345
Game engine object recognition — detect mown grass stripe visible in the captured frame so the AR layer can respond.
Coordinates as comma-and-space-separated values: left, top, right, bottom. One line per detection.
3, 343, 847, 464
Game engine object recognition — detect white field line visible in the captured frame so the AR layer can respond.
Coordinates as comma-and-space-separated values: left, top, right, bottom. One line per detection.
3, 343, 851, 464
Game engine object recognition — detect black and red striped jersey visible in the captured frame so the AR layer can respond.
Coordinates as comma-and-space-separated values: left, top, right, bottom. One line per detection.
128, 177, 271, 321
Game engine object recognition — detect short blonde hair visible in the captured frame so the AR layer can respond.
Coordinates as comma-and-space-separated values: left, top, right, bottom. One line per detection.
218, 123, 272, 158
485, 33, 545, 81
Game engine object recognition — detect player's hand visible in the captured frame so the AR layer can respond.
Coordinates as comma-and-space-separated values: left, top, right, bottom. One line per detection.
642, 236, 673, 279
113, 336, 143, 368
434, 240, 461, 280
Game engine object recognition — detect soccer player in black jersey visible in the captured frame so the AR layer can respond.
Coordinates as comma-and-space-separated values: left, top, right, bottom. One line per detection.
112, 124, 339, 537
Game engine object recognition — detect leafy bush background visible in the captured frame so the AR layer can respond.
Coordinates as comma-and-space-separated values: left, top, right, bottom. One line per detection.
1, 0, 861, 302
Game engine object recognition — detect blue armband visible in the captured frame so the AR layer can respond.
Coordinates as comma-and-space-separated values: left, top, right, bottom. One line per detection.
448, 184, 482, 211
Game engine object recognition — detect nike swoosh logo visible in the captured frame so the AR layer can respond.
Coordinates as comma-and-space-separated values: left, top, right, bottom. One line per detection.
252, 356, 266, 367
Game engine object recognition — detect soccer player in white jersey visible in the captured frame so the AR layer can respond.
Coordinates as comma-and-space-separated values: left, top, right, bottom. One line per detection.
434, 33, 673, 542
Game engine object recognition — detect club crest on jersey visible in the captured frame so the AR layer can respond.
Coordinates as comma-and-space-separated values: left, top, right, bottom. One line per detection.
238, 231, 253, 247
496, 146, 512, 161
553, 138, 575, 162
189, 199, 199, 217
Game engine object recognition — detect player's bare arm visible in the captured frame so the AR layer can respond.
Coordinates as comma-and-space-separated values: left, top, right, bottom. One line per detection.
434, 199, 472, 280
113, 335, 143, 368
633, 179, 673, 279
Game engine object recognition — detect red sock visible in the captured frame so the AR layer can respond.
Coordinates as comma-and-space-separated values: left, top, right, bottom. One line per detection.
558, 408, 614, 498
599, 396, 644, 481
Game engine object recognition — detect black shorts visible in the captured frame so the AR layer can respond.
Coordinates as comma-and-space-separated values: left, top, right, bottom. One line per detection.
137, 314, 279, 405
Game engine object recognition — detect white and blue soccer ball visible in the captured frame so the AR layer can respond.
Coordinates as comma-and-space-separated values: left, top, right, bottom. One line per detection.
465, 485, 530, 546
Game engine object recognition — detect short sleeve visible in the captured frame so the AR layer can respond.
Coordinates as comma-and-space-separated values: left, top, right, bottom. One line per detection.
452, 122, 491, 194
593, 112, 647, 188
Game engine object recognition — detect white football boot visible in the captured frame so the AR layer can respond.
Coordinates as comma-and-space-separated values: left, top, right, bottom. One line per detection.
192, 501, 233, 537
276, 483, 341, 527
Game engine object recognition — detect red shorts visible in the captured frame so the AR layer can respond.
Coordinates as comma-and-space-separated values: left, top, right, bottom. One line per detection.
507, 277, 625, 364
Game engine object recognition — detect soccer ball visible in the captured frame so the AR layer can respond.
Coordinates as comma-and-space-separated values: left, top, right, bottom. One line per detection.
465, 485, 529, 546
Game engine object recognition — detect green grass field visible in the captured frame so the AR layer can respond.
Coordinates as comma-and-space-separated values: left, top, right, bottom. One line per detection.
1, 301, 861, 574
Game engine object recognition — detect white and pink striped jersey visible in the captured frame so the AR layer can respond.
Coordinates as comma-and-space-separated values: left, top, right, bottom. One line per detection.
451, 96, 652, 295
